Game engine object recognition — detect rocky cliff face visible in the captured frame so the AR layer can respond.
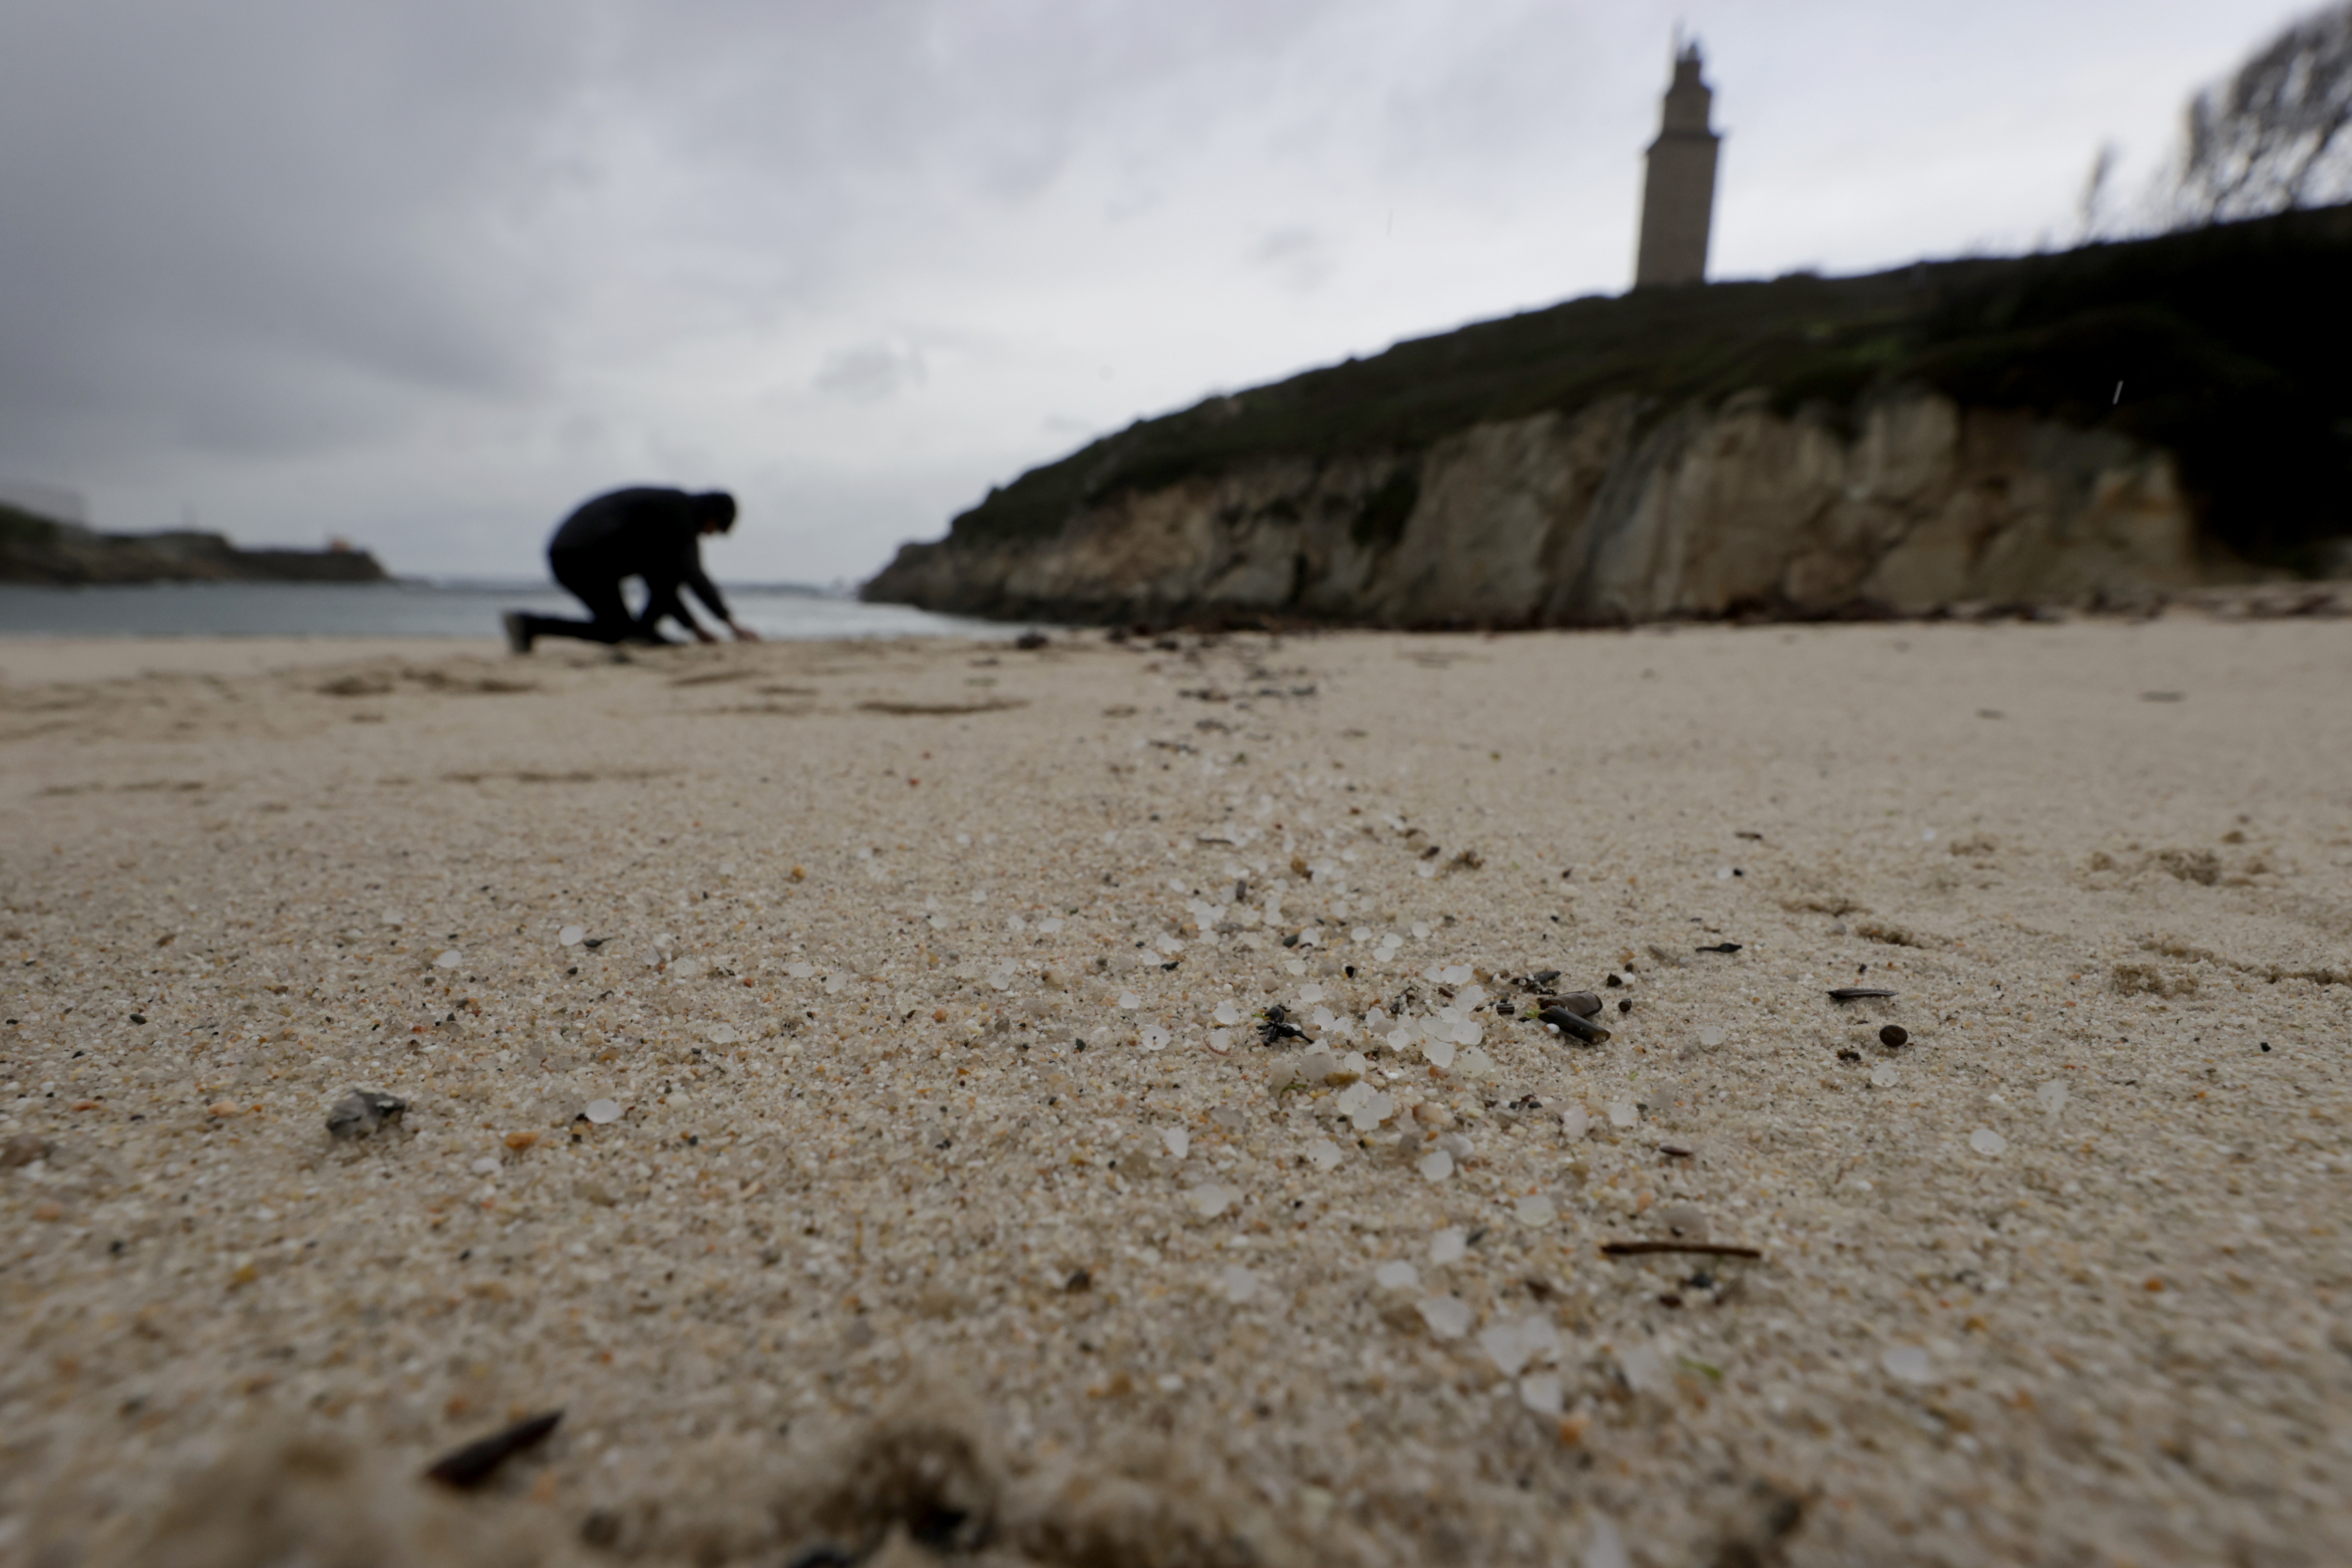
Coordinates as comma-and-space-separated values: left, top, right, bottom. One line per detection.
865, 390, 2209, 625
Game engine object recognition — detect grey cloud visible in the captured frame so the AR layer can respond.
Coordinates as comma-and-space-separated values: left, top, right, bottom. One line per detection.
1251, 226, 1336, 291
0, 0, 586, 475
814, 342, 928, 402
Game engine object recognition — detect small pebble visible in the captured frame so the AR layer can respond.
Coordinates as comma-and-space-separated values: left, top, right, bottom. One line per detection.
325, 1089, 406, 1140
1879, 1025, 1909, 1048
1969, 1128, 2008, 1156
1429, 1227, 1468, 1265
1870, 1064, 1900, 1088
1514, 1194, 1557, 1227
584, 1098, 623, 1125
1880, 1345, 1933, 1384
2, 1133, 53, 1168
1416, 1296, 1471, 1339
434, 949, 462, 969
1479, 1315, 1558, 1377
1374, 1260, 1419, 1291
1617, 1343, 1670, 1396
1517, 1372, 1564, 1418
1186, 1182, 1237, 1220
2037, 1080, 2069, 1114
558, 924, 586, 947
1418, 1148, 1455, 1183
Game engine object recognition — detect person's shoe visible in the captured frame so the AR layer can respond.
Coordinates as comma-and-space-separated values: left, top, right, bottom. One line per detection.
501, 612, 533, 654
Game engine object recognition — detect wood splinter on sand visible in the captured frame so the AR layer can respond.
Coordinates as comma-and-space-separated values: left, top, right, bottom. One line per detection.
1600, 1241, 1764, 1260
424, 1410, 565, 1490
1539, 1005, 1611, 1044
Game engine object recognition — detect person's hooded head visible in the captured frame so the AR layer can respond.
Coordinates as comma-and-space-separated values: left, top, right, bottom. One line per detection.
694, 491, 738, 534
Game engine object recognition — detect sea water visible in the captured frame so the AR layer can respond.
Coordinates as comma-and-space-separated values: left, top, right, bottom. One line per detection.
0, 580, 1022, 641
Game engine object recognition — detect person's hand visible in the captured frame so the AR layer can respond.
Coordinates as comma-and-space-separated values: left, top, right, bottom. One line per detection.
729, 620, 763, 643
691, 624, 719, 645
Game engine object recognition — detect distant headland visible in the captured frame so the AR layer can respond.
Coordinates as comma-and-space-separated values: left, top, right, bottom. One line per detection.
863, 205, 2352, 628
0, 503, 388, 585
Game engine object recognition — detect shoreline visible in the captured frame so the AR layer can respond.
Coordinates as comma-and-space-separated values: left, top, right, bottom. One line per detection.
0, 635, 508, 687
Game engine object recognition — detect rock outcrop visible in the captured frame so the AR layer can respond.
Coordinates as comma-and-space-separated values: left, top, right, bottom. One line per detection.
865, 390, 2206, 625
866, 206, 2351, 625
0, 508, 389, 585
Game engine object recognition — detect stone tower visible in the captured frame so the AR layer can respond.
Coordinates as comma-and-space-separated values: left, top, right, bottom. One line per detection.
1633, 40, 1721, 288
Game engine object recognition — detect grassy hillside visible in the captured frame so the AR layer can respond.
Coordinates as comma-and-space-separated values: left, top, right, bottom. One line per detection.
941, 206, 2352, 574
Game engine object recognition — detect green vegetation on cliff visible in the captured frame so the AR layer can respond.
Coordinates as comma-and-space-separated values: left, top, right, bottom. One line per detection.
943, 206, 2352, 574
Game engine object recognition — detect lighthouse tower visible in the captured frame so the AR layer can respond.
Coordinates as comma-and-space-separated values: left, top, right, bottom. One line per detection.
1633, 40, 1721, 288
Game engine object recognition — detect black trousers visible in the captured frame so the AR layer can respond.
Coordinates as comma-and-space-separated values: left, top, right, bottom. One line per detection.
516, 549, 674, 646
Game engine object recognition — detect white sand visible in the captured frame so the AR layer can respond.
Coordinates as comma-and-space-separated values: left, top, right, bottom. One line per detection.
2, 618, 2348, 1566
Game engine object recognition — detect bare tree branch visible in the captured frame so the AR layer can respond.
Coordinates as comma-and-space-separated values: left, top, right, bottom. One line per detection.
2166, 2, 2352, 226
2076, 141, 2122, 241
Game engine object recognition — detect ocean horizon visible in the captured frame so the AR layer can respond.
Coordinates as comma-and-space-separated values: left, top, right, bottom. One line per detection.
0, 578, 1030, 640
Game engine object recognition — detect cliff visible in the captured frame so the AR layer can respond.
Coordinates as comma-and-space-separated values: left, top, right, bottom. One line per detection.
0, 509, 390, 586
865, 206, 2352, 626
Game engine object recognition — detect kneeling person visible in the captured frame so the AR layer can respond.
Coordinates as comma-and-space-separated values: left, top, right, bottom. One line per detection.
503, 487, 761, 650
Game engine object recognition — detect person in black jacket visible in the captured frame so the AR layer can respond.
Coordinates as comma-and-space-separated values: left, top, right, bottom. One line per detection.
502, 487, 761, 651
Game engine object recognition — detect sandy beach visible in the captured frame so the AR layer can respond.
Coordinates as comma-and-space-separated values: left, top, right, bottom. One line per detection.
2, 616, 2348, 1567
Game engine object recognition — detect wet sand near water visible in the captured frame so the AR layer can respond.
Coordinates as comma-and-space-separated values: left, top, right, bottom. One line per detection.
0, 635, 505, 687
2, 620, 2349, 1567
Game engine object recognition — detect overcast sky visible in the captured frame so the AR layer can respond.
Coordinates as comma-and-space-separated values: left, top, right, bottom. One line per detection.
0, 0, 2308, 582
